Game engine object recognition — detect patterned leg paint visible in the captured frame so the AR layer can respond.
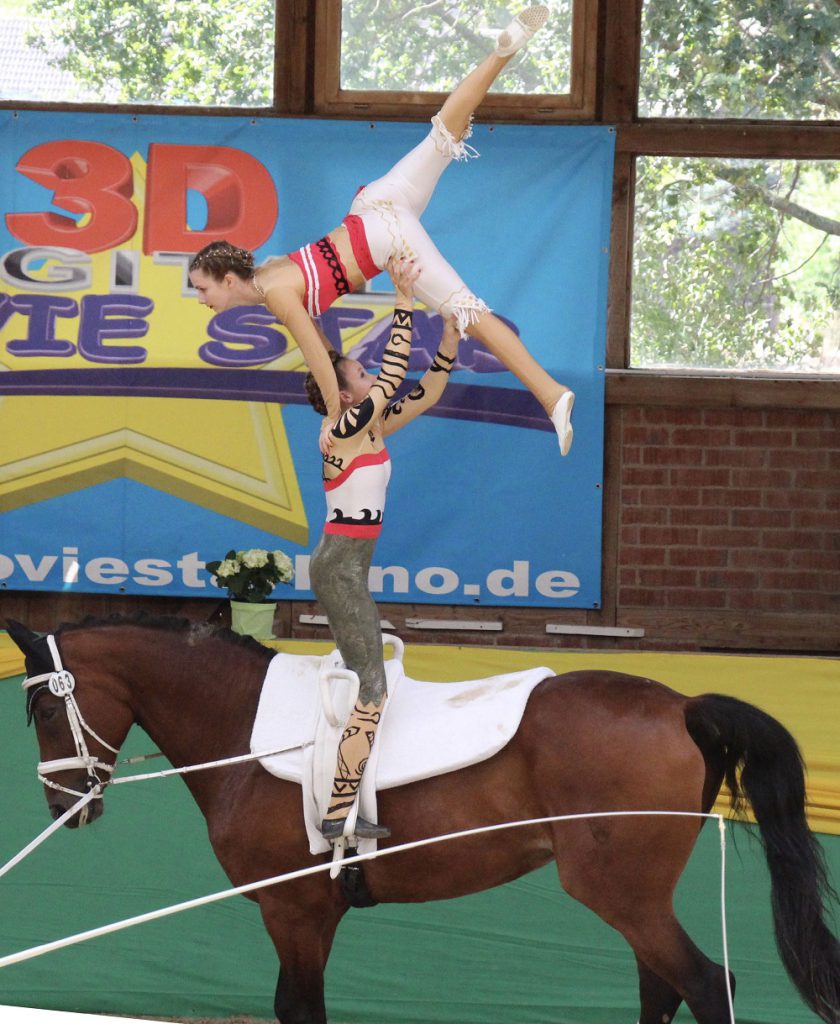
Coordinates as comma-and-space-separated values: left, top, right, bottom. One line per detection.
321, 698, 390, 841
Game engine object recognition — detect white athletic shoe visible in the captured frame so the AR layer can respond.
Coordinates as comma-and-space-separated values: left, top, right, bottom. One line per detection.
551, 391, 575, 456
495, 5, 550, 57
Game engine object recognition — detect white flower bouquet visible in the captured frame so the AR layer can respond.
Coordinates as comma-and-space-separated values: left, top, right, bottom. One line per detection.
205, 548, 294, 603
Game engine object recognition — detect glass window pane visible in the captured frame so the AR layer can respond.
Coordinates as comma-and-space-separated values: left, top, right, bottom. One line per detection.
0, 0, 276, 107
340, 1, 572, 95
640, 0, 840, 120
632, 157, 840, 373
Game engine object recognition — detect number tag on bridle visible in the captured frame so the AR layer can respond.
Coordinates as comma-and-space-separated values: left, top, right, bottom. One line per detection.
48, 670, 75, 696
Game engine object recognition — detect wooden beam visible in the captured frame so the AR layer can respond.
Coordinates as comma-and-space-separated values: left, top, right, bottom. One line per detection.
606, 371, 840, 409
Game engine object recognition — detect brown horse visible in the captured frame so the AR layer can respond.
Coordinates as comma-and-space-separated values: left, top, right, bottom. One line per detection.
5, 614, 839, 1024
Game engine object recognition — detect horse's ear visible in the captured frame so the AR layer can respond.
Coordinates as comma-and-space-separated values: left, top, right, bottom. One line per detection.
4, 619, 43, 656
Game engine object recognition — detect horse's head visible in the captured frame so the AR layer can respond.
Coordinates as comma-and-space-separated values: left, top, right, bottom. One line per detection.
6, 619, 134, 828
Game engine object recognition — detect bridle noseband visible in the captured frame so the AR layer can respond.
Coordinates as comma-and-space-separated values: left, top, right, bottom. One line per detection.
22, 634, 120, 806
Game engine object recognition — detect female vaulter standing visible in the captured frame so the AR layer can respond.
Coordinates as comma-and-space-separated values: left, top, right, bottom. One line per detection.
189, 6, 576, 458
305, 256, 458, 841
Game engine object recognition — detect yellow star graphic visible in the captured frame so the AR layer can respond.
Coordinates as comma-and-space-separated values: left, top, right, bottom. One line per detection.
0, 394, 309, 543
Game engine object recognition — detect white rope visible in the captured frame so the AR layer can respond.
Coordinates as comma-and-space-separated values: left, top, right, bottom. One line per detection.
0, 788, 101, 882
109, 743, 311, 787
0, 806, 732, 1022
719, 815, 736, 1021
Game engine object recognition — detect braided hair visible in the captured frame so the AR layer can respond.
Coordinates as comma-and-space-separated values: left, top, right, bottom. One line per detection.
304, 349, 348, 415
189, 240, 255, 281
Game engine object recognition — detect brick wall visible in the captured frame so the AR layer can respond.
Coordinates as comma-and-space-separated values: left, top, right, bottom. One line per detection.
618, 406, 840, 651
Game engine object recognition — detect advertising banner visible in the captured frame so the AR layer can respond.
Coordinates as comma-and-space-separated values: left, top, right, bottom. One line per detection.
0, 112, 614, 607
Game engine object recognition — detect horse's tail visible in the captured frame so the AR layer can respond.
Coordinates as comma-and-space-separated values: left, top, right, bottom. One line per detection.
685, 693, 840, 1023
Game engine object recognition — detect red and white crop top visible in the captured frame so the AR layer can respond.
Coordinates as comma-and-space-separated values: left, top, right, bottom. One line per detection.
323, 448, 392, 538
288, 214, 380, 318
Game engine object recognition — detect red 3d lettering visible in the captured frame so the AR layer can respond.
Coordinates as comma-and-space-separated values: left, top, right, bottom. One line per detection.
143, 144, 278, 254
6, 140, 136, 253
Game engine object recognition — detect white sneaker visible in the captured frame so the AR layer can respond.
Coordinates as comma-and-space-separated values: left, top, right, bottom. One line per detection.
495, 5, 550, 57
551, 391, 574, 456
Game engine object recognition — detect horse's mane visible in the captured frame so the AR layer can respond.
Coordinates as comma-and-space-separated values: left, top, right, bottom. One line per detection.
55, 609, 273, 658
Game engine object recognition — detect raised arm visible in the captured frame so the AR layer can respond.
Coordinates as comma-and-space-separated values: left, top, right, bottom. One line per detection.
383, 316, 459, 436
332, 258, 419, 439
264, 286, 342, 424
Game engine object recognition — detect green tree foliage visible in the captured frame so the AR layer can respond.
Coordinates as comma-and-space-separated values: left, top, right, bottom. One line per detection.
339, 1, 571, 94
634, 0, 840, 370
26, 0, 275, 105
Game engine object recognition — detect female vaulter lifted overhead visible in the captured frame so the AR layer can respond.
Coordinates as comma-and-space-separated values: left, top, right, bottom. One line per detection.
189, 5, 576, 458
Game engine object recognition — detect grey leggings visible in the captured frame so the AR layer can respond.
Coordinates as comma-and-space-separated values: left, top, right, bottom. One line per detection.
309, 533, 387, 704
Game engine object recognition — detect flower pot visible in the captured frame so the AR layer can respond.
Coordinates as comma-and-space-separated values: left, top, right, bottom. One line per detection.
229, 600, 276, 640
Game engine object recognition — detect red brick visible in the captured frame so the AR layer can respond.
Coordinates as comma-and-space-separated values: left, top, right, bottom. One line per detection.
795, 470, 838, 489
703, 409, 765, 428
790, 549, 840, 570
639, 526, 700, 546
762, 530, 824, 550
623, 467, 669, 486
619, 587, 668, 606
698, 528, 755, 548
768, 449, 829, 470
733, 429, 796, 447
730, 549, 790, 569
760, 570, 828, 590
619, 568, 638, 585
622, 487, 641, 506
671, 468, 732, 487
639, 487, 701, 507
622, 445, 643, 465
621, 545, 668, 566
665, 589, 727, 608
794, 593, 840, 612
669, 507, 728, 526
766, 409, 831, 429
622, 506, 669, 525
704, 448, 766, 468
623, 408, 643, 425
643, 447, 703, 466
671, 428, 732, 447
731, 468, 792, 489
698, 569, 759, 589
792, 509, 840, 530
623, 426, 671, 445
700, 488, 761, 508
731, 509, 792, 529
642, 408, 703, 425
636, 568, 698, 587
795, 429, 840, 449
669, 547, 729, 567
729, 590, 793, 611
621, 525, 640, 545
763, 489, 823, 510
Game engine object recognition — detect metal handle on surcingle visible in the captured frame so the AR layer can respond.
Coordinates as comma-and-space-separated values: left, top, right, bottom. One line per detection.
381, 633, 404, 663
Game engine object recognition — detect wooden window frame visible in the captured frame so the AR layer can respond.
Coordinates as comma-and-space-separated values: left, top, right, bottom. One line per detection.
602, 0, 840, 410
312, 0, 600, 122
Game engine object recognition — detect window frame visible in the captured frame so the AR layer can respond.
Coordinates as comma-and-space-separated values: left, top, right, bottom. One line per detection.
603, 0, 840, 402
312, 0, 601, 122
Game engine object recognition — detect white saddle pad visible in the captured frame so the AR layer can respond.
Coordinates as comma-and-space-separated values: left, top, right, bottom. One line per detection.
250, 642, 553, 855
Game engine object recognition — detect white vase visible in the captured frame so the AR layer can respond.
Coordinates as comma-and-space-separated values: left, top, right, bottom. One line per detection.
229, 600, 276, 640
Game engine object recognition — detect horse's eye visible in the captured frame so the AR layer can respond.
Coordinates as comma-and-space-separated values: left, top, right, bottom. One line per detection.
36, 704, 58, 723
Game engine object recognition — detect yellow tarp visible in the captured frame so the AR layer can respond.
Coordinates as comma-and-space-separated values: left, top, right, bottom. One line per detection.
3, 633, 838, 834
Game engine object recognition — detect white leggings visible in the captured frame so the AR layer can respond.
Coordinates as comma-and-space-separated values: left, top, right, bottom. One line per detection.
349, 115, 489, 336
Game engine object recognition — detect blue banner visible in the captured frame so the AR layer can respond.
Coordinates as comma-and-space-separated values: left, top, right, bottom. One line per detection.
0, 111, 614, 608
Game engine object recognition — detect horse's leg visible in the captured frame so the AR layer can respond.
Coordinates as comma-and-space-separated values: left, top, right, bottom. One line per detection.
635, 955, 683, 1024
259, 889, 346, 1024
622, 910, 734, 1024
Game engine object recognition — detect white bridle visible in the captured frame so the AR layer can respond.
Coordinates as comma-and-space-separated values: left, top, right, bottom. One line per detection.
21, 634, 120, 812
